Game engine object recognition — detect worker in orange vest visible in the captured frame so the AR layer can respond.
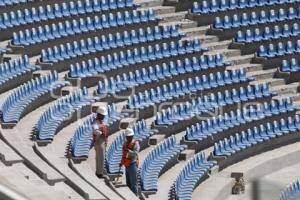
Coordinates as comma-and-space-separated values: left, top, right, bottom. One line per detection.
92, 106, 108, 179
119, 128, 140, 195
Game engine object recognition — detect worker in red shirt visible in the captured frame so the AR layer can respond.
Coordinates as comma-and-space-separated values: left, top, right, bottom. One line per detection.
92, 106, 108, 179
119, 128, 140, 195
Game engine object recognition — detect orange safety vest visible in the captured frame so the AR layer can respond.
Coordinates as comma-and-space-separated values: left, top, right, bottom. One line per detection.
121, 140, 139, 168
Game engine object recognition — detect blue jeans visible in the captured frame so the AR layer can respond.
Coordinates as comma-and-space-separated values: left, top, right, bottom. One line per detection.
125, 162, 138, 195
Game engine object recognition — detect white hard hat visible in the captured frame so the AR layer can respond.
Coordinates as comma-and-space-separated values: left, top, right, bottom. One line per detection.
125, 128, 134, 137
96, 106, 108, 116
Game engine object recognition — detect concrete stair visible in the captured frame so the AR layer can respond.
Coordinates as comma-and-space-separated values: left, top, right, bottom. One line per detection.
225, 54, 254, 65
180, 26, 210, 37
226, 63, 263, 73
247, 68, 277, 80
203, 40, 232, 51
250, 78, 285, 87
270, 82, 300, 95
160, 19, 198, 28
158, 11, 188, 22
135, 0, 163, 7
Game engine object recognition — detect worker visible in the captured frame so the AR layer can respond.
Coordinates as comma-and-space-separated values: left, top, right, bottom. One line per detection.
92, 106, 108, 179
119, 128, 140, 195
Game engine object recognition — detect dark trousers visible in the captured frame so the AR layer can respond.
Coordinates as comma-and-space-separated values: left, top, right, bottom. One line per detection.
125, 162, 138, 195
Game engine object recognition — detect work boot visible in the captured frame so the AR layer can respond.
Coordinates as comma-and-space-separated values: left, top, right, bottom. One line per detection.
95, 173, 103, 179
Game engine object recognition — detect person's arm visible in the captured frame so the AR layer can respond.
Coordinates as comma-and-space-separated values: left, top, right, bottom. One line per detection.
128, 142, 140, 158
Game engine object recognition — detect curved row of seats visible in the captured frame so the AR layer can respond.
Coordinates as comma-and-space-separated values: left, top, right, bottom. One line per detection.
0, 55, 39, 87
0, 0, 138, 29
1, 71, 69, 123
214, 7, 300, 29
131, 119, 158, 142
192, 0, 298, 14
127, 69, 249, 109
68, 40, 206, 78
0, 0, 31, 7
213, 115, 300, 157
156, 83, 273, 126
140, 135, 186, 192
281, 58, 300, 72
185, 98, 295, 141
257, 40, 300, 57
280, 179, 300, 200
106, 131, 125, 175
12, 15, 167, 46
174, 152, 216, 200
41, 39, 204, 64
36, 87, 98, 141
71, 104, 127, 158
96, 54, 226, 94
236, 23, 300, 43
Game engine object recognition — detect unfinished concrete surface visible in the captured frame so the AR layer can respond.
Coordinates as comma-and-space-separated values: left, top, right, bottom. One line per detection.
0, 0, 300, 199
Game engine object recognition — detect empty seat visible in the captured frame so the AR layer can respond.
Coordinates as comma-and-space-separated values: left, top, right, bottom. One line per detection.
36, 87, 99, 141
155, 83, 274, 126
185, 98, 295, 141
1, 71, 69, 123
174, 152, 217, 200
140, 136, 187, 191
213, 115, 300, 157
127, 69, 249, 110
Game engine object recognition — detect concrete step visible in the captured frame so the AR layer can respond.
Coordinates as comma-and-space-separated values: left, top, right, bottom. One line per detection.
247, 68, 277, 80
180, 26, 210, 37
135, 0, 162, 7
138, 6, 176, 15
159, 11, 188, 22
160, 19, 198, 29
149, 134, 165, 145
225, 54, 254, 65
0, 140, 23, 166
182, 35, 219, 44
178, 149, 195, 161
273, 93, 300, 101
226, 63, 263, 73
251, 78, 285, 87
270, 82, 300, 95
205, 49, 241, 58
203, 40, 232, 51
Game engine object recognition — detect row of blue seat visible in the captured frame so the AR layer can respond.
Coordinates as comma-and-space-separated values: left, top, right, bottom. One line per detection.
280, 179, 300, 200
1, 71, 69, 123
214, 7, 300, 29
0, 55, 39, 87
0, 47, 11, 54
13, 24, 181, 46
128, 69, 249, 109
236, 23, 300, 43
257, 40, 300, 58
96, 54, 226, 94
213, 115, 300, 157
192, 0, 299, 14
281, 58, 300, 72
36, 87, 98, 141
140, 135, 186, 191
0, 0, 31, 7
156, 83, 274, 126
186, 98, 295, 141
0, 0, 139, 29
71, 104, 127, 158
174, 152, 216, 200
41, 38, 204, 63
106, 131, 125, 174
132, 119, 158, 141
